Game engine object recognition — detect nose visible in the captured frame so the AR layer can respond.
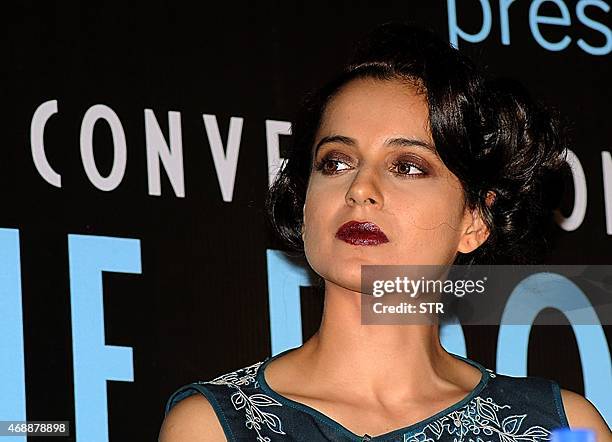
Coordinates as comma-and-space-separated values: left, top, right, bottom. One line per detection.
345, 168, 383, 208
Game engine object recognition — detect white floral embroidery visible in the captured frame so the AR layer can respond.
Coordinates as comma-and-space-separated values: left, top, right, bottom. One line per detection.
404, 396, 551, 442
485, 369, 497, 379
198, 361, 286, 442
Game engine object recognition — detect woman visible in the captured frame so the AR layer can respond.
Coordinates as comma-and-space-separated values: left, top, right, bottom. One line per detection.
159, 22, 611, 442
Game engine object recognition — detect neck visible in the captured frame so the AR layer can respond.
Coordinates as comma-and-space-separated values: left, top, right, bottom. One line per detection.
300, 281, 460, 403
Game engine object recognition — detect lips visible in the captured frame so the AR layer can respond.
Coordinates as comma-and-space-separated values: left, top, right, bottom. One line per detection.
335, 221, 389, 246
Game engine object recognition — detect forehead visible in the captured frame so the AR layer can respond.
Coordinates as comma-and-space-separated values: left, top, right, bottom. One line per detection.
317, 77, 431, 141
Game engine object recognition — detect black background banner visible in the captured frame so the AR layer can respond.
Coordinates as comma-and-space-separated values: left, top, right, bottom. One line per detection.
1, 1, 610, 441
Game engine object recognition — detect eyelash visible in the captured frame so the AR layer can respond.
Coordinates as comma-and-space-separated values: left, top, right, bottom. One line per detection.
313, 154, 428, 178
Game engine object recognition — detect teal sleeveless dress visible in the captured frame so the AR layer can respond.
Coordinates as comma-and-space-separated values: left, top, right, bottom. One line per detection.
164, 347, 569, 441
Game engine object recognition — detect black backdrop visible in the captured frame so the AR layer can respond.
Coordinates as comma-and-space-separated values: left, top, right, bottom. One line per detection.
1, 1, 610, 441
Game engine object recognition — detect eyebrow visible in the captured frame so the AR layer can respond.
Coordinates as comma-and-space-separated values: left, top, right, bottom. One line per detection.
312, 134, 439, 158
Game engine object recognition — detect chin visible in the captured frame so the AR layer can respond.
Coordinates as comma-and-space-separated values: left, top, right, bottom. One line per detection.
340, 249, 394, 267
335, 240, 390, 254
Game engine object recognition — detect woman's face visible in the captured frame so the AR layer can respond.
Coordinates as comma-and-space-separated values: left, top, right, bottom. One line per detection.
302, 77, 489, 293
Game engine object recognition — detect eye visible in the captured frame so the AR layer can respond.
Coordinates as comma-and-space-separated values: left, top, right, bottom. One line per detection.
313, 154, 353, 175
390, 160, 427, 177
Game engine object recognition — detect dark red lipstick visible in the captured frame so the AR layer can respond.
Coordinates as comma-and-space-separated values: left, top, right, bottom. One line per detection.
336, 221, 389, 246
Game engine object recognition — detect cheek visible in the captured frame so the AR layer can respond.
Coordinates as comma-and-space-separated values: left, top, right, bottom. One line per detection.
303, 186, 325, 241
388, 182, 465, 236
302, 206, 330, 278
304, 200, 333, 242
302, 179, 344, 274
303, 177, 343, 232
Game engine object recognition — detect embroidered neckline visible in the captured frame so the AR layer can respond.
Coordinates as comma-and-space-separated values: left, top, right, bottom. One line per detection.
403, 395, 551, 442
199, 360, 284, 442
255, 347, 494, 441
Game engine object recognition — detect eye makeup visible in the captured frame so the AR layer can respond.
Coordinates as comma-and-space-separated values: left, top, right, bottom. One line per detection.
312, 150, 431, 178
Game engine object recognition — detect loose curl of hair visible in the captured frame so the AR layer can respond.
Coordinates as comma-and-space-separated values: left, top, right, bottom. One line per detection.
265, 21, 570, 266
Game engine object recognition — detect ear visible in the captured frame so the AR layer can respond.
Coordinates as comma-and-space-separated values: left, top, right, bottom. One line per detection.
457, 191, 495, 254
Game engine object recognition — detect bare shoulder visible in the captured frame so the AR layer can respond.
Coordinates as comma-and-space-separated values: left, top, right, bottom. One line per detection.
560, 388, 611, 442
158, 394, 227, 442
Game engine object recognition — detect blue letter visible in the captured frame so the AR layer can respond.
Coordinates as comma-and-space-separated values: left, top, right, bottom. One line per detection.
440, 318, 467, 357
266, 249, 312, 356
497, 272, 611, 427
529, 0, 572, 51
500, 0, 519, 45
68, 234, 141, 442
576, 0, 612, 55
447, 0, 493, 49
0, 229, 26, 442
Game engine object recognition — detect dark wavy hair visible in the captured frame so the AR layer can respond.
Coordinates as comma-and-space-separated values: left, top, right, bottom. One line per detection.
265, 21, 570, 266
